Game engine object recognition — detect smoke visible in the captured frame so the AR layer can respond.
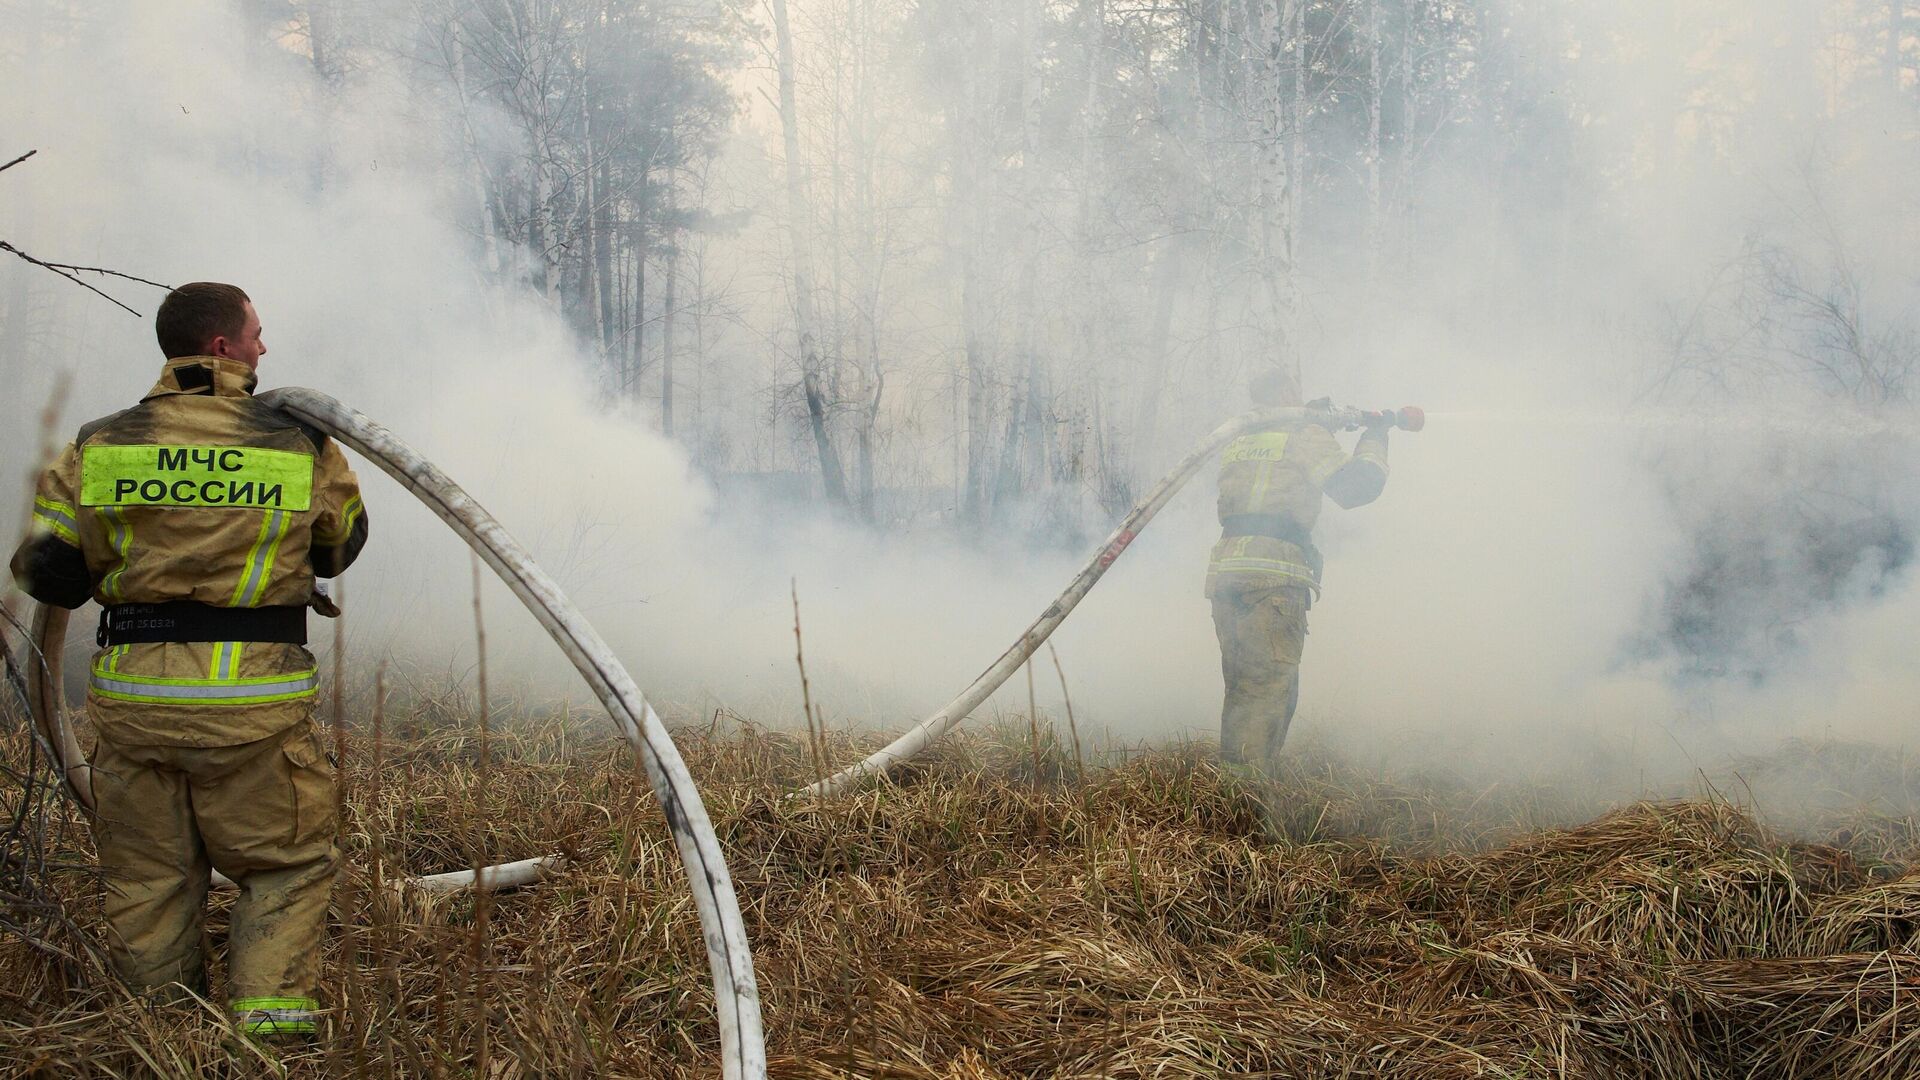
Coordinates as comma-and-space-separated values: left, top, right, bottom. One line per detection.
1621, 198, 1920, 683
3, 0, 1919, 810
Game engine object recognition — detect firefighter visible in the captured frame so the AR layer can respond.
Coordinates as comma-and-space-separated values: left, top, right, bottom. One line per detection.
8, 282, 367, 1038
1205, 370, 1389, 769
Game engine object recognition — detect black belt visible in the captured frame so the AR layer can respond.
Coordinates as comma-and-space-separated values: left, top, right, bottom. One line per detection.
1219, 514, 1325, 577
98, 602, 308, 647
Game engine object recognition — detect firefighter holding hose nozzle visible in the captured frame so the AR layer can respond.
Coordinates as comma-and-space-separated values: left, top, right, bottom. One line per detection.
8, 283, 367, 1039
1207, 370, 1420, 771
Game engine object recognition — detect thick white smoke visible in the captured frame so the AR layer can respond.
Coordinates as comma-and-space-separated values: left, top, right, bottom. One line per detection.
3, 0, 1917, 808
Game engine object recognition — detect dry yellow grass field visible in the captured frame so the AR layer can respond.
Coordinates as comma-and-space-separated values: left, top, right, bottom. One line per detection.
4, 693, 1920, 1078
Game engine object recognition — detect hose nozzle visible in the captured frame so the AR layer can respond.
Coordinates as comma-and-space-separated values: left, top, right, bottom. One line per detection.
1351, 405, 1425, 432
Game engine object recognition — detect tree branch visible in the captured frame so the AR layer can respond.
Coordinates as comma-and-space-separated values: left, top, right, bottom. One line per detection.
0, 241, 145, 317
37, 259, 170, 291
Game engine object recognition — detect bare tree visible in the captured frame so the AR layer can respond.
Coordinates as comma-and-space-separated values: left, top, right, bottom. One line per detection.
770, 0, 855, 515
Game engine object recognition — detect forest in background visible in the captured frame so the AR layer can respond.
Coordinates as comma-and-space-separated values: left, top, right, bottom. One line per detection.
12, 1, 1913, 524
5, 0, 1919, 686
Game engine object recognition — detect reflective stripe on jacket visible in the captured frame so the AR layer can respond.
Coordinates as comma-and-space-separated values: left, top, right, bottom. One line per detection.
1205, 422, 1388, 598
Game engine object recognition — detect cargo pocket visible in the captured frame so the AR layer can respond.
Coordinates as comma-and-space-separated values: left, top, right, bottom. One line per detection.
282, 729, 336, 848
1268, 588, 1310, 666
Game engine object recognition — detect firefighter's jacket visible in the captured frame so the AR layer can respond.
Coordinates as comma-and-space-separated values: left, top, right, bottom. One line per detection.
1204, 421, 1388, 598
9, 356, 367, 747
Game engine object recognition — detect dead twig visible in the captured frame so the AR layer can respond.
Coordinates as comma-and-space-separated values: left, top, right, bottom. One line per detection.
467, 552, 493, 1075
792, 580, 829, 791
0, 242, 145, 317
1047, 642, 1086, 787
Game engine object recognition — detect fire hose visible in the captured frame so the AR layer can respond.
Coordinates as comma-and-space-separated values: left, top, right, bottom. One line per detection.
801, 402, 1423, 797
23, 388, 765, 1080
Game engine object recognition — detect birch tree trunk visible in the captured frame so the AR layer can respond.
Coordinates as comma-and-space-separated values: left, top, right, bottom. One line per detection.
579, 78, 608, 357
446, 23, 505, 276
992, 0, 1050, 515
1077, 0, 1108, 496
530, 166, 557, 303
1287, 0, 1306, 299
962, 255, 993, 521
500, 1, 561, 305
1398, 0, 1415, 259
957, 5, 1002, 524
850, 0, 884, 521
856, 371, 881, 520
692, 250, 710, 443
771, 0, 854, 513
1254, 0, 1298, 386
629, 225, 646, 401
1366, 0, 1383, 282
662, 175, 677, 437
594, 140, 616, 354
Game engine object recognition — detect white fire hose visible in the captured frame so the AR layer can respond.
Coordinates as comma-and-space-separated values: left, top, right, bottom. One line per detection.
24, 388, 765, 1080
800, 402, 1422, 797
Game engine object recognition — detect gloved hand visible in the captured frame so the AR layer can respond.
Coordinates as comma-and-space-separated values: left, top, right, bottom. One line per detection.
310, 584, 341, 619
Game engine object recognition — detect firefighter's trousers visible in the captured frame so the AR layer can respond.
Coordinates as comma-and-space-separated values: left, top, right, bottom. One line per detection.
91, 720, 338, 1029
1211, 584, 1309, 768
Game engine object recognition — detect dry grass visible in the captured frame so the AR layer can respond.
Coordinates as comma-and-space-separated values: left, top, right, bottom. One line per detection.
3, 696, 1919, 1078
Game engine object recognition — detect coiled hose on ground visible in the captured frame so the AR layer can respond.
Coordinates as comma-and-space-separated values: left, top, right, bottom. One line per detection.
24, 388, 765, 1080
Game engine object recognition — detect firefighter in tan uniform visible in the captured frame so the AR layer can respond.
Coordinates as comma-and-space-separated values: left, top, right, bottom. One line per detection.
9, 282, 366, 1037
1206, 371, 1389, 768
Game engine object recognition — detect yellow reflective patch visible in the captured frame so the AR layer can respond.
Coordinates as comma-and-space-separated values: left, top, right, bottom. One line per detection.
80, 445, 313, 511
1221, 432, 1290, 465
232, 996, 319, 1036
315, 494, 363, 545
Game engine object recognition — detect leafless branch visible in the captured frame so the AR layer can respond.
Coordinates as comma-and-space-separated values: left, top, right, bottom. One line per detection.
0, 241, 144, 317
30, 260, 169, 292
0, 149, 37, 175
